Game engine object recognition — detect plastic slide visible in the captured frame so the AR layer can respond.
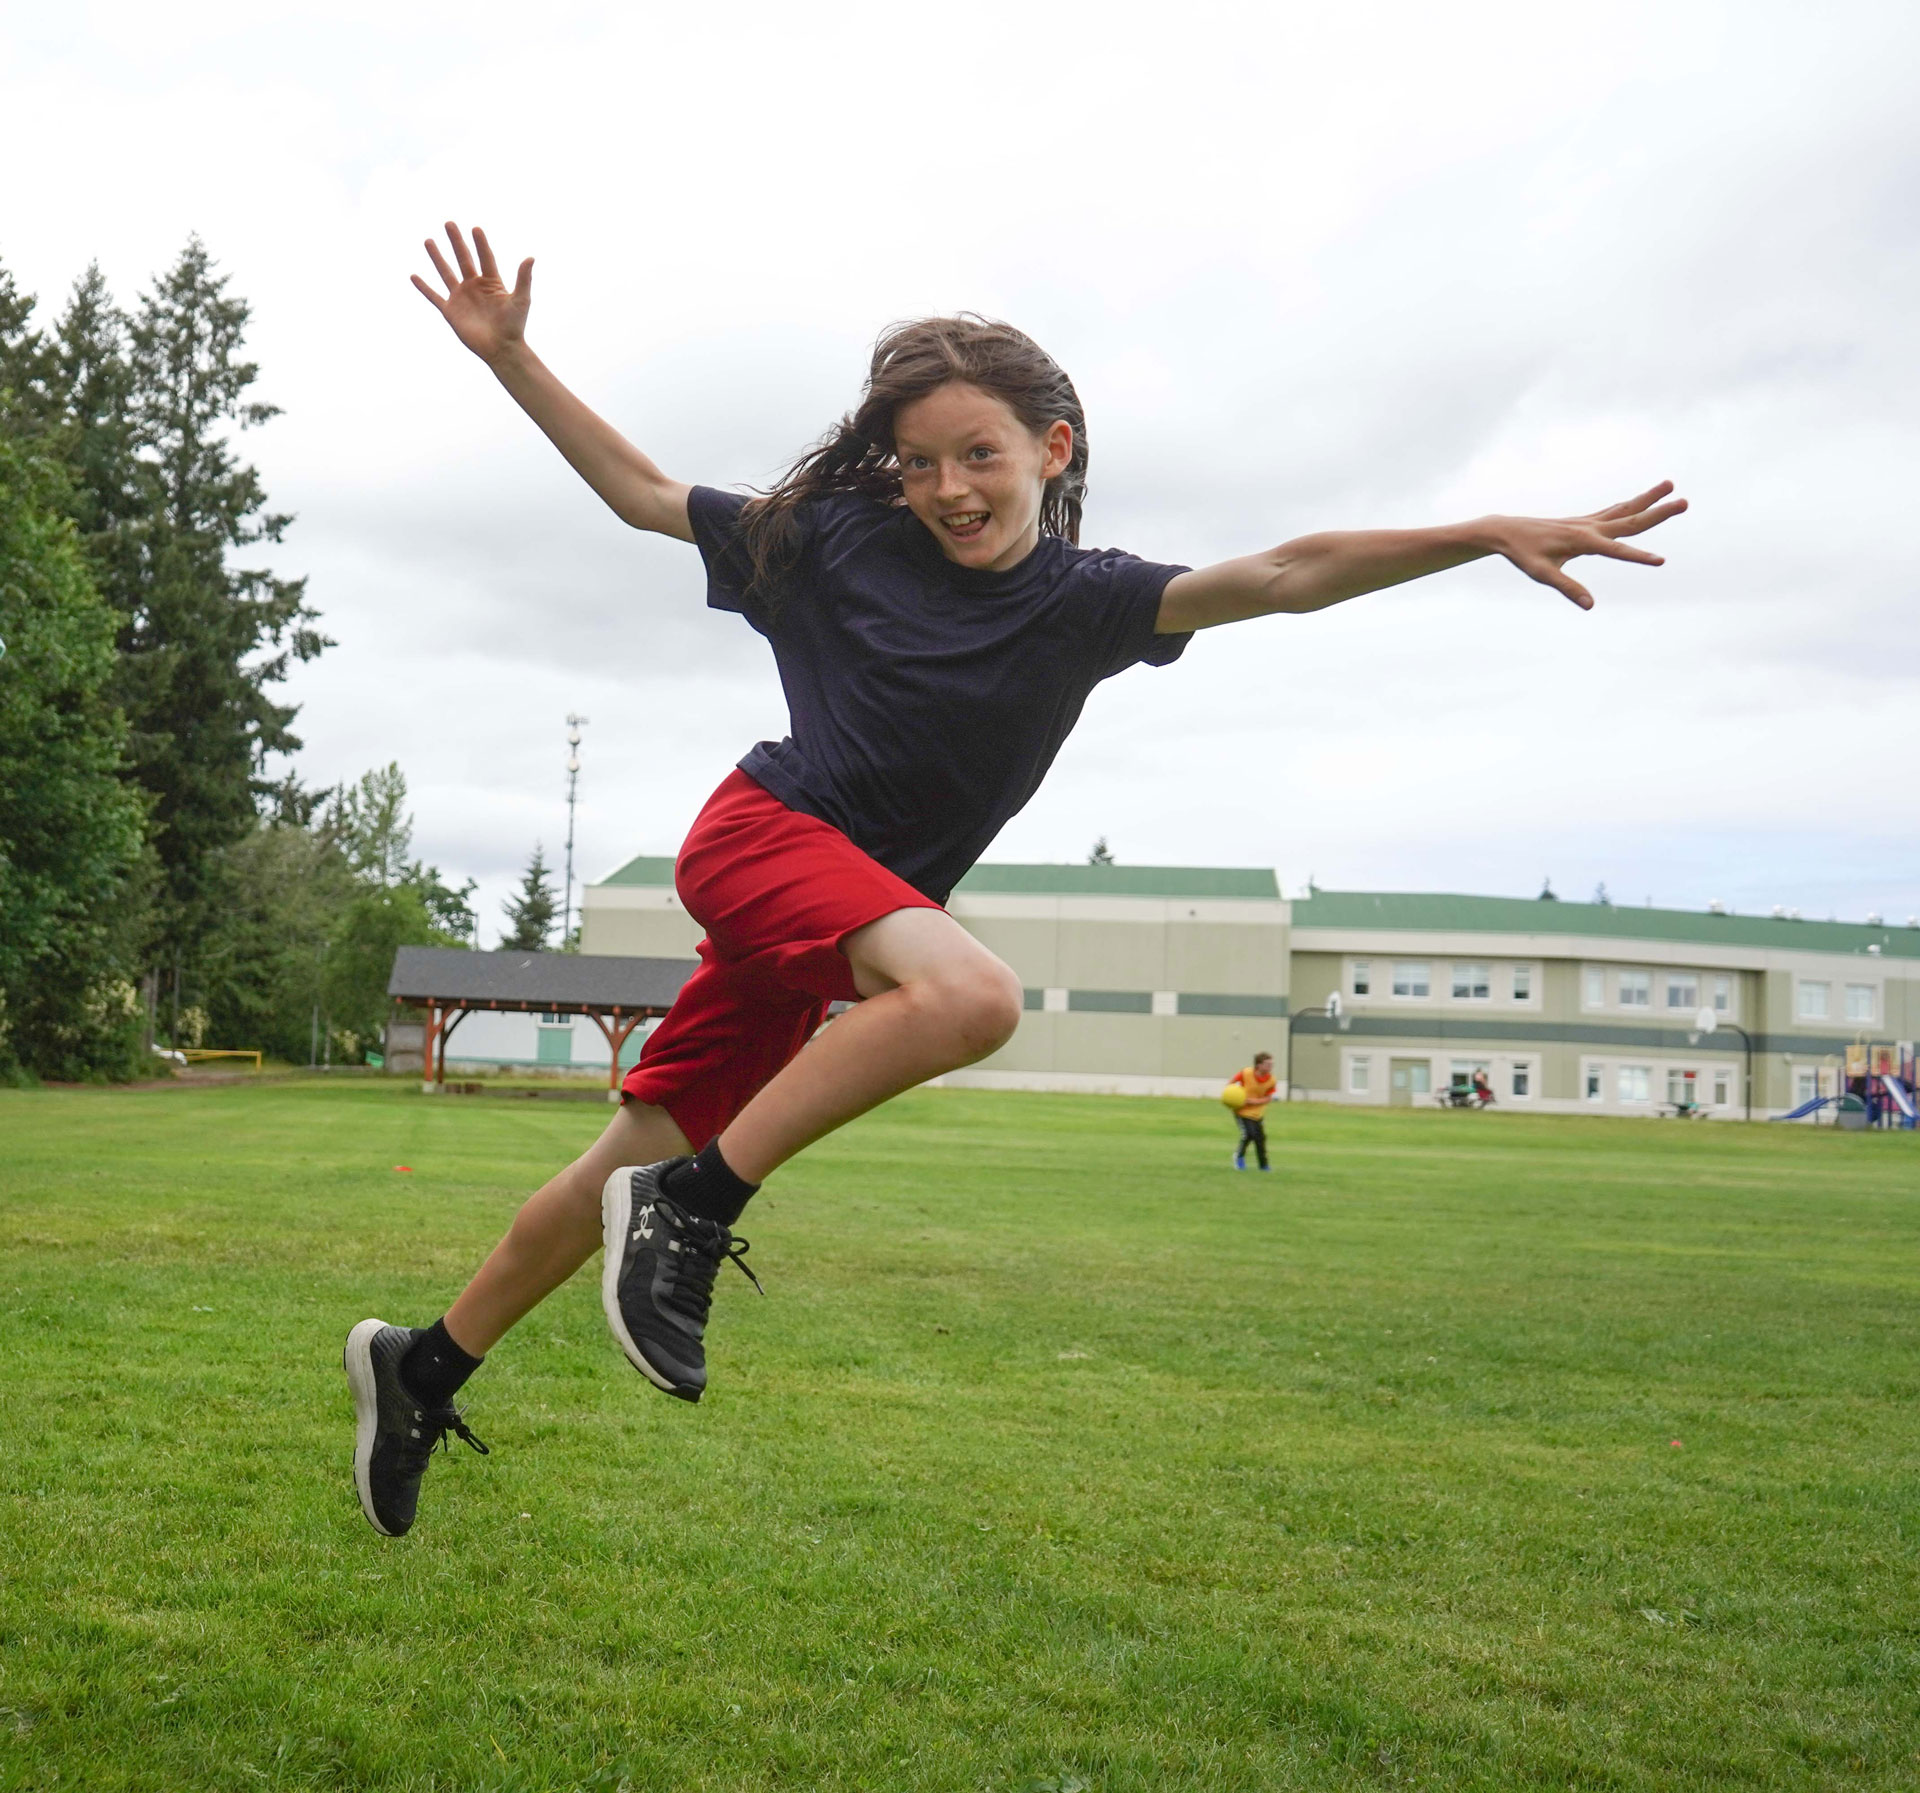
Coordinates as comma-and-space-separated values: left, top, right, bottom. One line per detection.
1880, 1075, 1916, 1120
1774, 1095, 1833, 1122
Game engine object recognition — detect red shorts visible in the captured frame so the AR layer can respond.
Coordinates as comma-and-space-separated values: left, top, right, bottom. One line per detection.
619, 769, 941, 1149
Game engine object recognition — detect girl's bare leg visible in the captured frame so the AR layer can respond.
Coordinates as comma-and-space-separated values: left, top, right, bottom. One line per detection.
442, 1099, 690, 1354
444, 908, 1017, 1353
716, 907, 1023, 1183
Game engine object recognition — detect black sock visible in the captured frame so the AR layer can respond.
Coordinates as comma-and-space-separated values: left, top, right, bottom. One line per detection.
661, 1137, 760, 1228
401, 1317, 484, 1408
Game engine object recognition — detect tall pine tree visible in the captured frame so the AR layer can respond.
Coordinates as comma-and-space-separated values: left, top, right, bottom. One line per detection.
499, 847, 559, 952
74, 239, 329, 970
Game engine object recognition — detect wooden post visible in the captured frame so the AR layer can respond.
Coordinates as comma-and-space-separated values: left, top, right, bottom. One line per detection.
587, 1008, 650, 1103
421, 1002, 441, 1095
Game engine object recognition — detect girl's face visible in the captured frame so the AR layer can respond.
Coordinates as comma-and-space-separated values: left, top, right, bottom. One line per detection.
894, 381, 1073, 572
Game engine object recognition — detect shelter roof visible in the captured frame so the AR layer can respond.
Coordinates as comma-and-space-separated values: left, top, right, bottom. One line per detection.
1293, 891, 1920, 959
388, 946, 696, 1010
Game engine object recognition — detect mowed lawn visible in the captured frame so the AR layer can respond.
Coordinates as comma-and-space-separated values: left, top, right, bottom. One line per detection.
2, 1083, 1917, 1792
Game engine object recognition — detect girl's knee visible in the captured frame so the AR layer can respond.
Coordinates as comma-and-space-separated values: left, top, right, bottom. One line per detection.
923, 961, 1022, 1058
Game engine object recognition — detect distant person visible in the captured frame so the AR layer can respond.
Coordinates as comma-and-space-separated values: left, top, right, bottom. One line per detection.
1232, 1052, 1278, 1171
342, 220, 1687, 1538
1471, 1068, 1495, 1108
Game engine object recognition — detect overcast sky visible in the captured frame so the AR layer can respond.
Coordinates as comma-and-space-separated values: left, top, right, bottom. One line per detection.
5, 1, 1917, 939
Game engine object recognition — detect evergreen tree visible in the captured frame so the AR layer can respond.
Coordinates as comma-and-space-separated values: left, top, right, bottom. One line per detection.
52, 265, 143, 620
499, 846, 559, 951
0, 433, 151, 1079
1088, 836, 1115, 866
0, 261, 60, 436
105, 239, 328, 963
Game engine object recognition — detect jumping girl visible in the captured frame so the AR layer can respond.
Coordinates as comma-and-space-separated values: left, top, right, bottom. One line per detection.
344, 222, 1685, 1536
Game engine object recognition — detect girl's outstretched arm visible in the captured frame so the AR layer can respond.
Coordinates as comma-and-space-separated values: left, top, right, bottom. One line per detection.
1154, 483, 1686, 633
412, 222, 693, 541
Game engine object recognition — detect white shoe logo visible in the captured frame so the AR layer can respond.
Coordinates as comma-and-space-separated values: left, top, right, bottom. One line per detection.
635, 1202, 655, 1242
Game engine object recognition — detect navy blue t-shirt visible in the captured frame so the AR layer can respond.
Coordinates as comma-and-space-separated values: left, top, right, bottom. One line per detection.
688, 485, 1192, 904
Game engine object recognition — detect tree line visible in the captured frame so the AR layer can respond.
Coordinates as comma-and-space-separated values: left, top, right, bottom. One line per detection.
0, 242, 565, 1080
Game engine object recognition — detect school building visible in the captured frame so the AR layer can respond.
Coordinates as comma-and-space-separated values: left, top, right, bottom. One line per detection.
565, 856, 1919, 1119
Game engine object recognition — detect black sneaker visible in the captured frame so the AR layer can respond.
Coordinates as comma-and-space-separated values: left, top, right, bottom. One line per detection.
342, 1318, 489, 1537
600, 1161, 762, 1403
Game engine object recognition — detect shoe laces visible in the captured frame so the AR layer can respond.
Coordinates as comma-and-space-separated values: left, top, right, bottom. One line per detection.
397, 1403, 490, 1475
656, 1198, 765, 1328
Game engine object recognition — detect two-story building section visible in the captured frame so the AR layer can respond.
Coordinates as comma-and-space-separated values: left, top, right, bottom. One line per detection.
1288, 890, 1920, 1117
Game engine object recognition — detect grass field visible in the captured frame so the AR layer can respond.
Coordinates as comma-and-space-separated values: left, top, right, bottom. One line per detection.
3, 1082, 1917, 1791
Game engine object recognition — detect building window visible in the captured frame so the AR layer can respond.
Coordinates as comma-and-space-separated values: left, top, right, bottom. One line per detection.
1797, 981, 1830, 1021
1618, 971, 1651, 1009
1511, 1064, 1530, 1097
1512, 964, 1533, 1002
1349, 1057, 1371, 1093
1794, 1067, 1819, 1106
1584, 967, 1606, 1009
535, 1025, 573, 1065
1845, 983, 1875, 1024
1665, 975, 1698, 1011
1584, 1066, 1604, 1101
1351, 960, 1371, 998
1667, 1068, 1698, 1106
1711, 975, 1732, 1014
1451, 963, 1491, 1001
1713, 1069, 1731, 1107
1392, 961, 1430, 999
1617, 1064, 1651, 1103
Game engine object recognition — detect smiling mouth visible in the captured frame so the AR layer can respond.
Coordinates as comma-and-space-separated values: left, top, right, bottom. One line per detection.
940, 510, 990, 539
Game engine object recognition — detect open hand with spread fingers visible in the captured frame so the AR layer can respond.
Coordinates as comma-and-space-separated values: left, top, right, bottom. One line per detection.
412, 222, 531, 366
1482, 482, 1688, 610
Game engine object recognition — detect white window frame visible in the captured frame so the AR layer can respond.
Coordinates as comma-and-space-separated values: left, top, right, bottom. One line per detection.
1793, 1067, 1819, 1106
1666, 1066, 1700, 1107
1844, 983, 1875, 1025
1583, 1062, 1604, 1102
1583, 966, 1606, 1011
1711, 974, 1733, 1014
1511, 963, 1533, 1003
1391, 960, 1431, 1000
1797, 980, 1831, 1022
1664, 974, 1699, 1012
1350, 959, 1371, 999
1450, 962, 1491, 1002
1510, 1061, 1532, 1099
1616, 1063, 1652, 1104
1348, 1055, 1371, 1094
1712, 1069, 1731, 1108
1617, 970, 1652, 1010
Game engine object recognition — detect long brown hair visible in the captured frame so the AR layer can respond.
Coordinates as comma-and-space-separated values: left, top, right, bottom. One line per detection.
740, 314, 1088, 609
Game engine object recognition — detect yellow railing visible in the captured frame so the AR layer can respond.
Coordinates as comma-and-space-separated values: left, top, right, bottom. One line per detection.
179, 1049, 263, 1071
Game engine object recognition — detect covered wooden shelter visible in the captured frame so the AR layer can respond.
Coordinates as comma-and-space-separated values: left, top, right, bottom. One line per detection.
387, 946, 696, 1096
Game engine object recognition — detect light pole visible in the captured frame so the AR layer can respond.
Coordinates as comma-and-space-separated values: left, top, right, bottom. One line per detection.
1688, 1006, 1753, 1123
1286, 990, 1350, 1103
562, 714, 588, 949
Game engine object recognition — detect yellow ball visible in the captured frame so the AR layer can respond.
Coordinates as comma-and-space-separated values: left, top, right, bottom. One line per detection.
1221, 1081, 1248, 1110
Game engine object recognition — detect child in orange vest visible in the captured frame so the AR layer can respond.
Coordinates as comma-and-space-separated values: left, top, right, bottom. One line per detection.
1233, 1052, 1278, 1170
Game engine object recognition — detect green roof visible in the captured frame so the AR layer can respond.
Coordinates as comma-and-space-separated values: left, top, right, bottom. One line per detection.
952, 863, 1280, 899
594, 854, 1279, 901
594, 854, 677, 888
1293, 890, 1920, 960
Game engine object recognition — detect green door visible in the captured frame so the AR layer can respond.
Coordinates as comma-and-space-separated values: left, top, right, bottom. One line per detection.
536, 1024, 573, 1065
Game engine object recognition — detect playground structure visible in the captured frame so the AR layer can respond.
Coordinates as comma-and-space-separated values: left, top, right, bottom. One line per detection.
1774, 1042, 1918, 1129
